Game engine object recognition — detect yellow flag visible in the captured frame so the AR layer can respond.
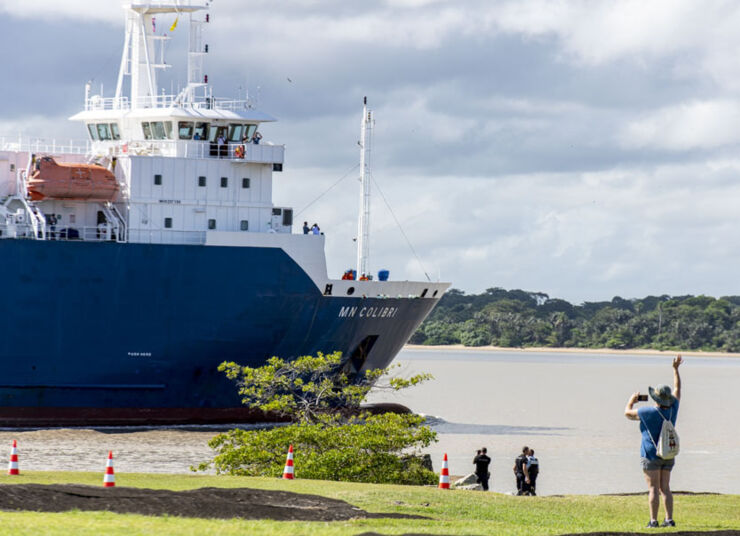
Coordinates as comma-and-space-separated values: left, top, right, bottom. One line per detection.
170, 16, 179, 32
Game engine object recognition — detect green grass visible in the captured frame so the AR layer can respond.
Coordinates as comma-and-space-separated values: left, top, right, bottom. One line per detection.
0, 472, 738, 535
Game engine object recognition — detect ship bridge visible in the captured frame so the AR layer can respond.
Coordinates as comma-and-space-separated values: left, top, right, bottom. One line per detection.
69, 0, 282, 165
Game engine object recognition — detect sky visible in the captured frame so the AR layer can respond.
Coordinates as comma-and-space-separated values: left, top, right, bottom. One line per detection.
2, 0, 740, 303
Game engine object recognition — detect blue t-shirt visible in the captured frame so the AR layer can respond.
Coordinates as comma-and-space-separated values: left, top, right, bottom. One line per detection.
638, 400, 679, 460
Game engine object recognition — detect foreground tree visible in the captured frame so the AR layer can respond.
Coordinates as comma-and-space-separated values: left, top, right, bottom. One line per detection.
218, 351, 430, 424
197, 351, 438, 485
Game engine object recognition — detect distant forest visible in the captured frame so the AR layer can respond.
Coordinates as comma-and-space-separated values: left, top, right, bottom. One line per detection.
411, 288, 740, 352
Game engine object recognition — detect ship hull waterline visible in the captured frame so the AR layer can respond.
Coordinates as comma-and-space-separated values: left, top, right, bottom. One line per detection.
0, 240, 438, 426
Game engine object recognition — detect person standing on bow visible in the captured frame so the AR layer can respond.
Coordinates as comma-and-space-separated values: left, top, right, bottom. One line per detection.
624, 355, 682, 529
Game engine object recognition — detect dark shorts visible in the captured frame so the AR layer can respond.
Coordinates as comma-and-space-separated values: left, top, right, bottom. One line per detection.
641, 457, 675, 472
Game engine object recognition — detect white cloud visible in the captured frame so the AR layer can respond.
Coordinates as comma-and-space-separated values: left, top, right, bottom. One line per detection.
492, 0, 711, 63
0, 0, 121, 23
620, 100, 740, 151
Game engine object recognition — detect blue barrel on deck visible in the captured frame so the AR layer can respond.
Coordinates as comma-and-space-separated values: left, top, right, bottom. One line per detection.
378, 269, 389, 281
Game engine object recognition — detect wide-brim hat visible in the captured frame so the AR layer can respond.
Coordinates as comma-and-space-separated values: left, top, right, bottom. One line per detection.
649, 384, 675, 407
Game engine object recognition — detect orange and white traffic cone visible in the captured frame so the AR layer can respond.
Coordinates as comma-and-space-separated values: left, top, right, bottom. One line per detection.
103, 451, 116, 487
7, 440, 19, 475
282, 445, 294, 480
438, 453, 450, 489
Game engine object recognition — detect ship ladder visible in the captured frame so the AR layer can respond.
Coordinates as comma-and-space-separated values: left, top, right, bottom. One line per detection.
104, 202, 127, 243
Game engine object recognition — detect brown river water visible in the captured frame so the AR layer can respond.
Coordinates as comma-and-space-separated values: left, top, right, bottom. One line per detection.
1, 348, 738, 496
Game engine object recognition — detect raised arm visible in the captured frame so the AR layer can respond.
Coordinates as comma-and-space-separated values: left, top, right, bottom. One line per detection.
673, 355, 682, 401
624, 392, 640, 420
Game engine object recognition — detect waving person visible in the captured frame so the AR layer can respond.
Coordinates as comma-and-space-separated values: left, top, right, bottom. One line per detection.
624, 355, 683, 529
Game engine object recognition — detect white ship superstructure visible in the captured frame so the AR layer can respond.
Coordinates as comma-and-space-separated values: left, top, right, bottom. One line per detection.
71, 1, 290, 246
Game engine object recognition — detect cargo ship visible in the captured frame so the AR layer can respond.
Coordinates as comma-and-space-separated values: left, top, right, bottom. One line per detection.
0, 1, 449, 426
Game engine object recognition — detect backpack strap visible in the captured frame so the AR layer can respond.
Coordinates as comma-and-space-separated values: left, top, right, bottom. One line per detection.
656, 406, 672, 423
637, 406, 673, 452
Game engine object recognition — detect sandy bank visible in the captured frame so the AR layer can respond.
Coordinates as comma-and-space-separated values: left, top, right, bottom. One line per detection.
404, 344, 740, 359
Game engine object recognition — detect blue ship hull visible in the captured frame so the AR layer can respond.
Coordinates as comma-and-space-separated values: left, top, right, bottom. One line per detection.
0, 240, 438, 425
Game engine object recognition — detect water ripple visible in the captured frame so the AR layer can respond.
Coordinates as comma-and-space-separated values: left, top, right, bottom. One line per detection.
423, 416, 570, 436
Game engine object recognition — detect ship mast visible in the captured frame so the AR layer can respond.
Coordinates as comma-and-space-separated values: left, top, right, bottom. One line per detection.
114, 1, 209, 110
356, 97, 374, 278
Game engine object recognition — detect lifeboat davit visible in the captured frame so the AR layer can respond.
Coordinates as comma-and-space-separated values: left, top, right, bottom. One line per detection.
27, 156, 119, 202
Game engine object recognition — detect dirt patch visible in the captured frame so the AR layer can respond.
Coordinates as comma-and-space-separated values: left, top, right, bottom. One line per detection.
556, 532, 740, 536
0, 484, 426, 522
602, 491, 721, 496
358, 532, 740, 536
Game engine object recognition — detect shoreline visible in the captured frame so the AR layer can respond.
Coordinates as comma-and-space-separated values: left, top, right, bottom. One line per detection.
403, 344, 740, 359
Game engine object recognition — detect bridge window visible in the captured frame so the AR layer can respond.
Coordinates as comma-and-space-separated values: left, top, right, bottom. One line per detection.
209, 125, 227, 142
164, 217, 172, 228
110, 123, 121, 140
178, 121, 194, 140
220, 177, 228, 188
208, 219, 216, 230
194, 122, 209, 140
154, 174, 162, 185
228, 123, 244, 142
242, 178, 250, 188
240, 220, 249, 231
244, 124, 257, 141
152, 122, 166, 140
198, 176, 206, 187
96, 123, 111, 141
87, 124, 98, 141
142, 122, 153, 140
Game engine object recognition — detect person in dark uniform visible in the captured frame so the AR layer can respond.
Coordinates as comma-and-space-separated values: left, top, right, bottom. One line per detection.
513, 446, 529, 495
302, 221, 309, 234
525, 449, 539, 495
473, 448, 492, 491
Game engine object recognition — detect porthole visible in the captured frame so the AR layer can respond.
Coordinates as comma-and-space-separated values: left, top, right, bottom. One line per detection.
420, 288, 428, 298
432, 290, 439, 297
347, 287, 355, 295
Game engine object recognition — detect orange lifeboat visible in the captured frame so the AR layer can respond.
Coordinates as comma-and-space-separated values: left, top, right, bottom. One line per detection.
27, 157, 119, 202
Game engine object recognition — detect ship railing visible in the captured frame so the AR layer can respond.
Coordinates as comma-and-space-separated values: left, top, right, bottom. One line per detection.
85, 95, 130, 111
0, 224, 125, 243
0, 136, 91, 155
110, 139, 284, 163
0, 223, 207, 246
84, 94, 255, 113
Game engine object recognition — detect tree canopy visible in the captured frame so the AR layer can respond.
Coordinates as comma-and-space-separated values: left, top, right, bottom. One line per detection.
412, 288, 740, 352
200, 351, 438, 485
